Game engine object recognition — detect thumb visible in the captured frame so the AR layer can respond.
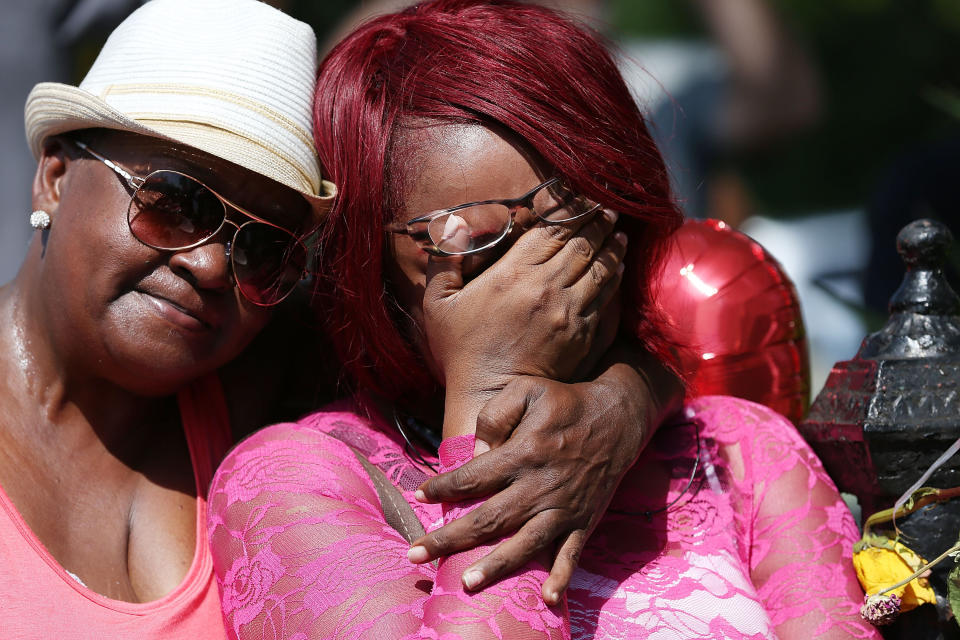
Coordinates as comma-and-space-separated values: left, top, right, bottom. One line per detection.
474, 377, 537, 453
424, 252, 466, 308
424, 213, 472, 305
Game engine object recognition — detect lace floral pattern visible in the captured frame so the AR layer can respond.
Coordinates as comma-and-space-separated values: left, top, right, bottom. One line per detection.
208, 396, 879, 639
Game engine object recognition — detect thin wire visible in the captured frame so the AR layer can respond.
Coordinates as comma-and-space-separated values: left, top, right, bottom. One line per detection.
393, 409, 438, 473
610, 418, 702, 519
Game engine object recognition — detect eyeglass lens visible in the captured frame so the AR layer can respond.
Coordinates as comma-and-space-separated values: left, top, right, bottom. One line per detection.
531, 181, 596, 222
426, 180, 597, 254
232, 223, 306, 305
129, 171, 224, 248
426, 203, 511, 254
127, 170, 305, 305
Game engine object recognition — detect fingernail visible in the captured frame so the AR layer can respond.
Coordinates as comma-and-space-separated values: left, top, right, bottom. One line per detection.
407, 545, 430, 563
617, 263, 625, 275
473, 439, 491, 455
463, 568, 484, 590
605, 209, 619, 223
546, 590, 560, 605
414, 489, 427, 502
614, 231, 627, 244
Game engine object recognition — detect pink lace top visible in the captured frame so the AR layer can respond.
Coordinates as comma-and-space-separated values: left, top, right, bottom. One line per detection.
208, 396, 879, 639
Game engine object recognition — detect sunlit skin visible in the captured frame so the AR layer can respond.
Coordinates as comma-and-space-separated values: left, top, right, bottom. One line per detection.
387, 124, 538, 320
383, 122, 649, 601
28, 132, 308, 394
0, 130, 310, 602
387, 123, 622, 395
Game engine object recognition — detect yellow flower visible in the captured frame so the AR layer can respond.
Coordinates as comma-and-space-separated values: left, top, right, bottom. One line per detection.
852, 544, 936, 611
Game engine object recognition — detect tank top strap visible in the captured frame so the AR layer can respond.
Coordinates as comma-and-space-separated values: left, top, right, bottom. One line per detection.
176, 373, 233, 497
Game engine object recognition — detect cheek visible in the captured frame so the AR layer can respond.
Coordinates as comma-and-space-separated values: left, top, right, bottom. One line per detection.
43, 205, 154, 319
52, 179, 145, 258
97, 290, 271, 393
232, 303, 272, 346
385, 235, 429, 313
384, 237, 433, 356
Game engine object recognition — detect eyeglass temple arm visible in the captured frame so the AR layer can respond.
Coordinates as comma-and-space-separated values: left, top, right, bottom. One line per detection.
538, 201, 604, 225
384, 221, 411, 234
73, 140, 145, 190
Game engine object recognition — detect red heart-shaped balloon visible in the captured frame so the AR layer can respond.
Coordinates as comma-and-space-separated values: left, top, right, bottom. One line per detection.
652, 219, 810, 424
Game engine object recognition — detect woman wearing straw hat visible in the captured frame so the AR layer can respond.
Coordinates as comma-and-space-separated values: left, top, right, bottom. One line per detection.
0, 0, 335, 635
1, 0, 680, 636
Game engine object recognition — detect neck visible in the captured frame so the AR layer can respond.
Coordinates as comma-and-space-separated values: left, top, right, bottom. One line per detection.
0, 278, 176, 465
362, 388, 445, 430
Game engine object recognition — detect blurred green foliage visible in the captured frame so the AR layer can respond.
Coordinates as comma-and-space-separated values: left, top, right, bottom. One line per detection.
611, 0, 960, 215
288, 0, 960, 215
289, 0, 356, 39
68, 0, 960, 217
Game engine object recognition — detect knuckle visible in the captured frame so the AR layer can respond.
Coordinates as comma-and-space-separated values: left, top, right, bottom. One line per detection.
514, 439, 544, 469
548, 307, 572, 334
597, 210, 616, 232
570, 325, 592, 353
452, 466, 484, 494
474, 410, 500, 438
426, 530, 451, 554
471, 504, 506, 538
526, 525, 551, 551
525, 291, 546, 316
562, 542, 583, 566
530, 382, 557, 405
484, 552, 512, 577
509, 375, 537, 395
589, 259, 608, 286
419, 479, 440, 501
543, 221, 571, 240
567, 234, 594, 260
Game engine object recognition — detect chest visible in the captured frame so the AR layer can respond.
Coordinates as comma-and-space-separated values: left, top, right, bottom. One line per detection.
563, 431, 769, 639
566, 548, 776, 640
0, 425, 199, 603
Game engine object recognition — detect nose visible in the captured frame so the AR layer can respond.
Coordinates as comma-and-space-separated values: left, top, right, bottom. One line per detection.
167, 226, 235, 293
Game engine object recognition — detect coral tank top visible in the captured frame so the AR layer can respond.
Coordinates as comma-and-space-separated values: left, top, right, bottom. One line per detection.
0, 375, 231, 639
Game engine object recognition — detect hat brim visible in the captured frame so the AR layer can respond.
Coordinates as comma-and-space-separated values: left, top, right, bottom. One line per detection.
25, 82, 336, 223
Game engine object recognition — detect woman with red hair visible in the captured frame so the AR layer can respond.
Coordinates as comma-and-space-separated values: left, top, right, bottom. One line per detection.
208, 1, 876, 638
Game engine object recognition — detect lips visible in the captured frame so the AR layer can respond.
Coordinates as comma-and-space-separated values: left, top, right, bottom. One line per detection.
136, 288, 222, 332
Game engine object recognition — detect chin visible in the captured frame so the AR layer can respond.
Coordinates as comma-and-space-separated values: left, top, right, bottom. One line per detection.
112, 355, 216, 397
98, 301, 261, 396
106, 332, 237, 397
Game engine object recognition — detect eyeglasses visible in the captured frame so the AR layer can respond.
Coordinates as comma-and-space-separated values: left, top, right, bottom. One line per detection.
386, 177, 601, 256
74, 140, 308, 307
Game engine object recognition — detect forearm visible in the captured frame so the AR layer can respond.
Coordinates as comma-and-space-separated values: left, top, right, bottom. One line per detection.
442, 383, 499, 440
591, 336, 684, 450
732, 401, 881, 639
437, 338, 684, 444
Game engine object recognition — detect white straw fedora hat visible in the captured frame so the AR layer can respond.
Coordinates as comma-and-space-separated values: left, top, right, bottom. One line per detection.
24, 0, 335, 216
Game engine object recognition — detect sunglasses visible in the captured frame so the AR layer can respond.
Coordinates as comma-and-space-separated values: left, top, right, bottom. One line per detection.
74, 140, 307, 306
386, 177, 601, 256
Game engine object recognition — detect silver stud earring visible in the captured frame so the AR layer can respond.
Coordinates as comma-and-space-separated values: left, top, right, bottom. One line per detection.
29, 210, 51, 230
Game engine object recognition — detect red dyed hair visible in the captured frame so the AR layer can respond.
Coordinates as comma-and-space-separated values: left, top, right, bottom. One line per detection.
314, 0, 683, 401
